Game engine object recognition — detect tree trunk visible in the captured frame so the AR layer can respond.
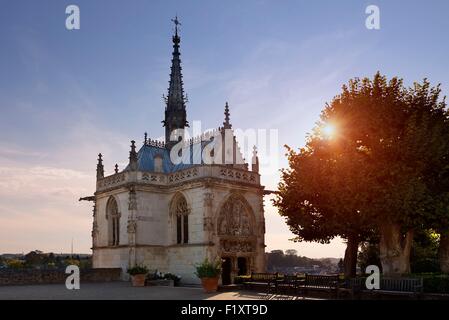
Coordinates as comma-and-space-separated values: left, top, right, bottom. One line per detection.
439, 230, 449, 273
379, 223, 413, 275
344, 235, 359, 278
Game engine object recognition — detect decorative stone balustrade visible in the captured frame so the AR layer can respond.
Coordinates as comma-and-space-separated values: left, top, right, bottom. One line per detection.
96, 165, 259, 192
97, 172, 127, 189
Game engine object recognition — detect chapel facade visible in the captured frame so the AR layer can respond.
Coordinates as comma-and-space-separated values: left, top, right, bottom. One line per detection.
91, 20, 266, 284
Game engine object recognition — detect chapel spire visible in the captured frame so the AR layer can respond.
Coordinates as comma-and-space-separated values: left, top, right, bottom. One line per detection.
163, 16, 188, 149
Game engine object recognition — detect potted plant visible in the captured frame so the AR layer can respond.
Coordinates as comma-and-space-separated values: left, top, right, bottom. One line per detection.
164, 273, 182, 287
145, 270, 178, 286
194, 258, 221, 293
127, 265, 149, 287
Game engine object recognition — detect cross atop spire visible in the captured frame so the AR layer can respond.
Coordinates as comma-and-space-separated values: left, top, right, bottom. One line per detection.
171, 16, 181, 35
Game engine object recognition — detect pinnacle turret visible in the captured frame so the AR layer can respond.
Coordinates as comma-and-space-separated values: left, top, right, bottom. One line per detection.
251, 146, 259, 173
129, 140, 138, 171
223, 102, 232, 129
96, 153, 104, 180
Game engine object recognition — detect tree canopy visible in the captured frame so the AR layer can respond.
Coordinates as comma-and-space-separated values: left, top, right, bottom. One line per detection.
274, 73, 449, 275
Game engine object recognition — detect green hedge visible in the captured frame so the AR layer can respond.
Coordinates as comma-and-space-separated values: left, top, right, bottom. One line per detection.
417, 273, 449, 294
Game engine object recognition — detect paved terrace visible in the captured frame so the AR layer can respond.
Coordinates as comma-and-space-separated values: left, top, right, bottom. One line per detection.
0, 282, 318, 300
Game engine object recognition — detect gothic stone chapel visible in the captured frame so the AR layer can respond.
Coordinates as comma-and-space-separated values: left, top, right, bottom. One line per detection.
91, 19, 266, 284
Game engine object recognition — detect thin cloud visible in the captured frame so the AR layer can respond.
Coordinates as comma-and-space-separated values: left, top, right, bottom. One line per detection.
0, 144, 47, 160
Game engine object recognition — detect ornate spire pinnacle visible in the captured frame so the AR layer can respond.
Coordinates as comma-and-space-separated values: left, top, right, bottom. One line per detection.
163, 16, 188, 149
251, 145, 259, 173
114, 164, 119, 174
131, 140, 136, 152
96, 153, 104, 180
223, 102, 232, 129
144, 132, 148, 145
129, 140, 138, 171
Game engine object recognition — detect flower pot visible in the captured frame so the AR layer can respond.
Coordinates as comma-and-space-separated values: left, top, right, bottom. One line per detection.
131, 274, 146, 287
201, 277, 219, 293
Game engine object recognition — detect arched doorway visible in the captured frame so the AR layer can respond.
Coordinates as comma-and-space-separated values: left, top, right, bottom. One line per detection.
217, 194, 256, 284
221, 258, 232, 285
237, 257, 248, 276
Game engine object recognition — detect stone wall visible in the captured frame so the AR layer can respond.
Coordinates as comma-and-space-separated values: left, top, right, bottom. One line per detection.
0, 268, 122, 286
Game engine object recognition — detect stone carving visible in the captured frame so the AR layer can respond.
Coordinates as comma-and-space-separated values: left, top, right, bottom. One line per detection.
98, 166, 258, 191
127, 219, 137, 234
127, 219, 137, 246
204, 192, 214, 207
203, 217, 214, 231
128, 187, 137, 211
217, 196, 252, 236
98, 172, 125, 188
92, 202, 98, 246
168, 168, 199, 183
172, 194, 189, 215
220, 239, 255, 253
145, 138, 165, 148
219, 168, 257, 184
92, 221, 99, 246
141, 173, 165, 183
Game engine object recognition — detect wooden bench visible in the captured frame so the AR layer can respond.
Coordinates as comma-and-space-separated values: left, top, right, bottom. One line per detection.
243, 272, 278, 293
374, 277, 423, 299
346, 277, 423, 299
340, 277, 362, 299
275, 274, 303, 295
298, 274, 341, 298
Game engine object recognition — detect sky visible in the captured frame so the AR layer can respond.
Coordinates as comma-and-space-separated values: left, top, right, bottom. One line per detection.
1, 0, 449, 258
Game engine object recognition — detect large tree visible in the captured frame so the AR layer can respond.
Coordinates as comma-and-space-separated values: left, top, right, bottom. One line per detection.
275, 73, 449, 276
275, 127, 374, 277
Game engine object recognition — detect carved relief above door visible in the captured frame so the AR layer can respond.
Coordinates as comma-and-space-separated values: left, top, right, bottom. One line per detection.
217, 195, 253, 237
217, 194, 256, 254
